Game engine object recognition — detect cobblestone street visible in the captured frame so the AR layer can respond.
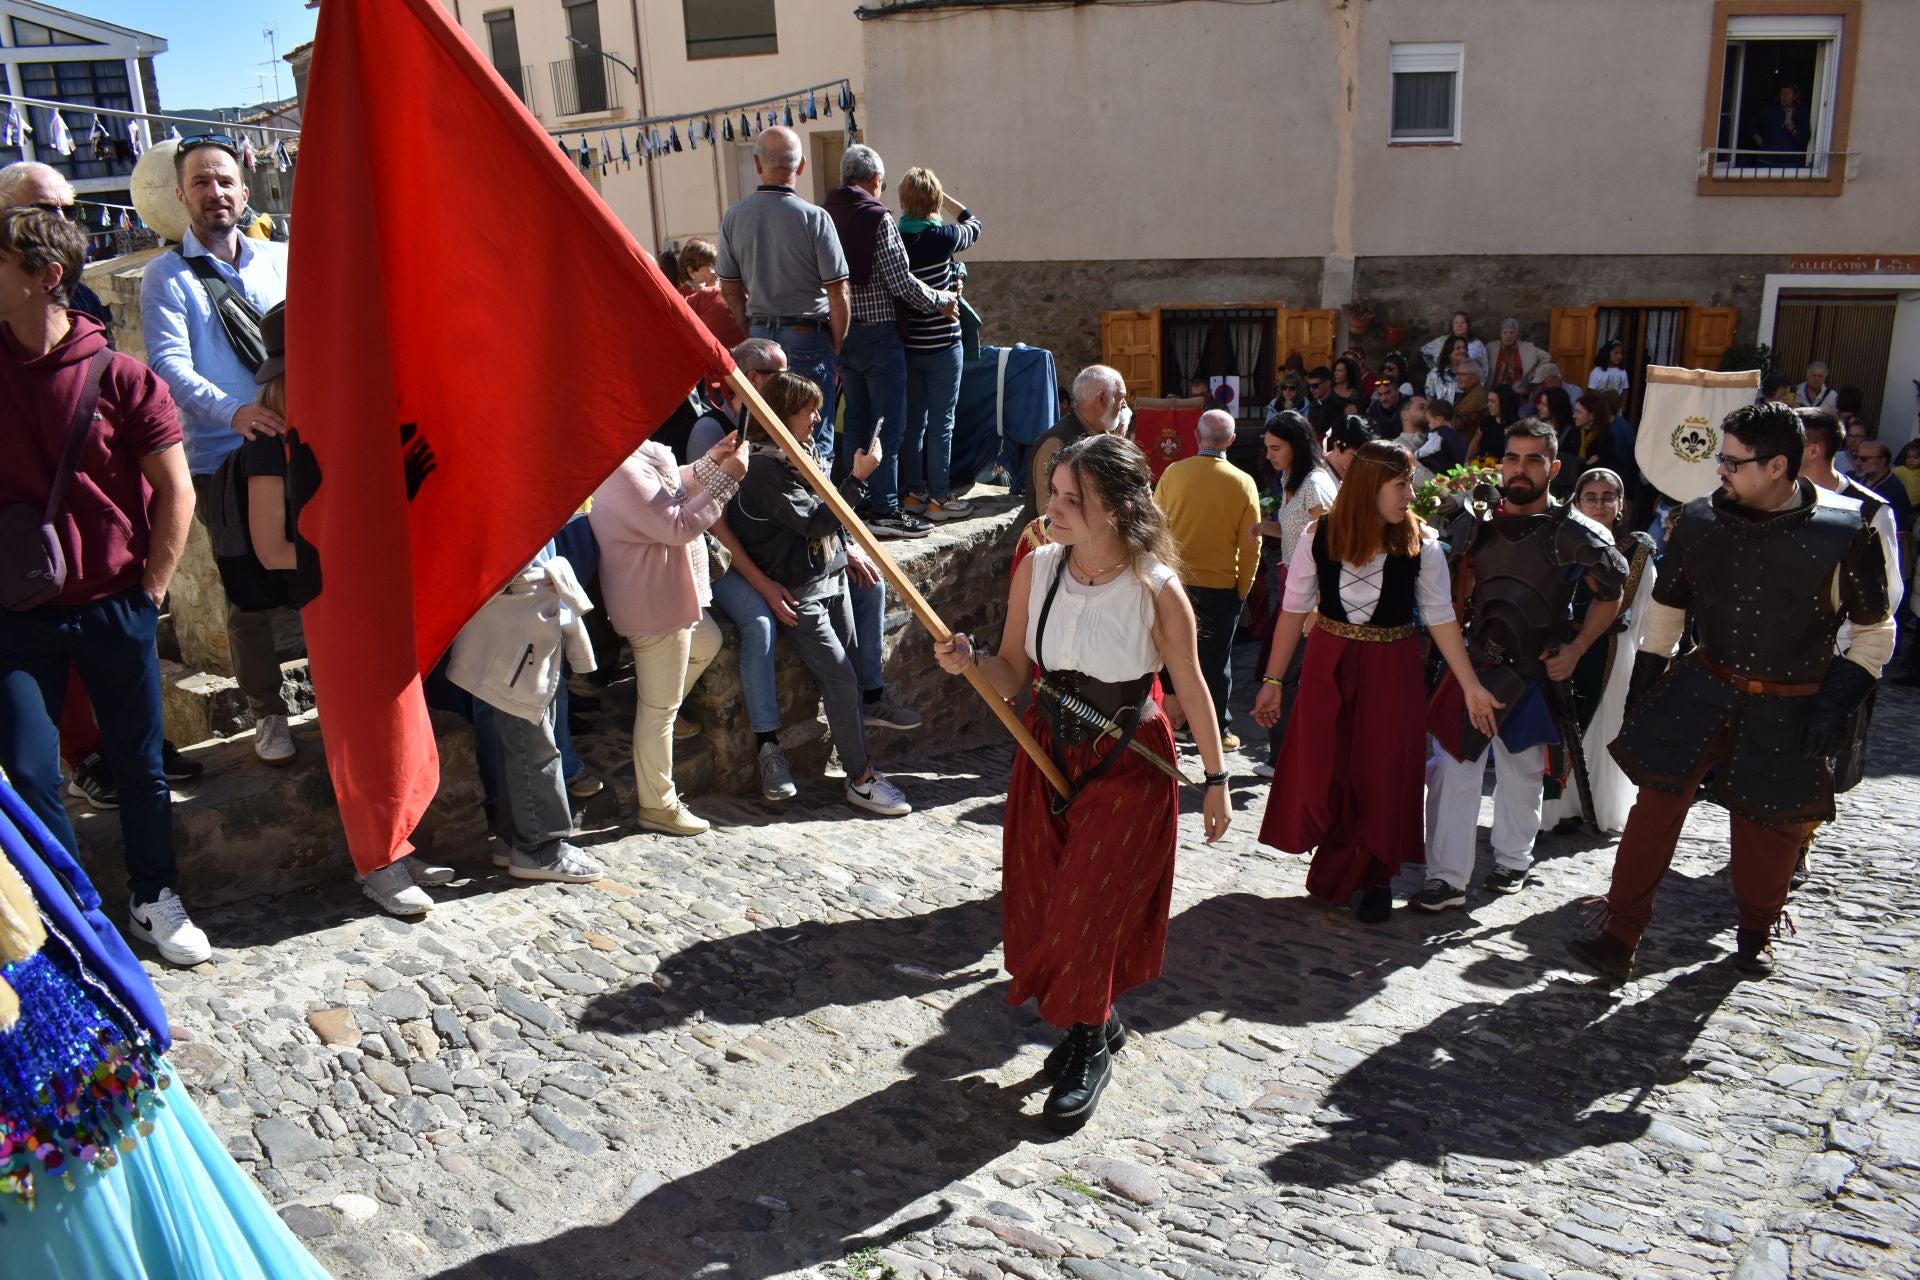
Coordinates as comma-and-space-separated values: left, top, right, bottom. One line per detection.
152, 661, 1920, 1280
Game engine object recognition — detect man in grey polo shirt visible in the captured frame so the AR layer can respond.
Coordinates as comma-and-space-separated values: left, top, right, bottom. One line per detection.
717, 126, 849, 465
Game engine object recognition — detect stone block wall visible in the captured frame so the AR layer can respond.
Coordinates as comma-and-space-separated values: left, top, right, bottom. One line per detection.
961, 252, 1784, 386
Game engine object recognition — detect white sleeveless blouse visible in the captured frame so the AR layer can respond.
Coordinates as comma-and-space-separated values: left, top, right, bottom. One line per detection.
1024, 542, 1178, 682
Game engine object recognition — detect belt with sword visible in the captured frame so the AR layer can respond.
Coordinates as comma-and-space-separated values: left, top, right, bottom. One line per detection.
1030, 676, 1197, 790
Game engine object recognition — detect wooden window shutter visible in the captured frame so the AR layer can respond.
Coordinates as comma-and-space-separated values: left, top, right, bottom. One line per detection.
1280, 308, 1338, 373
1548, 307, 1599, 388
1100, 309, 1159, 399
1683, 306, 1739, 371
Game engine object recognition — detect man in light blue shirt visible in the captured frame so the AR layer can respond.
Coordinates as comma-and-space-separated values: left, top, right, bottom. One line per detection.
139, 134, 295, 763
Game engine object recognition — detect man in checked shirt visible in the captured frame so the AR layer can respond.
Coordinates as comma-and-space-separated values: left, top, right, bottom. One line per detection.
822, 144, 958, 539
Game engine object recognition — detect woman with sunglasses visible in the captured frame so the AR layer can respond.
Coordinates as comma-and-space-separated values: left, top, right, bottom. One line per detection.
1539, 468, 1658, 835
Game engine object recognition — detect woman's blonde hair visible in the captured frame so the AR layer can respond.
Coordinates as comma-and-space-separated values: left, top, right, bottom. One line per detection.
897, 167, 943, 219
259, 374, 287, 422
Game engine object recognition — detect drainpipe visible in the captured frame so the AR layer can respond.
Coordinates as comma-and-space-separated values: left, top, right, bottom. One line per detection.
630, 0, 667, 250
1323, 0, 1359, 342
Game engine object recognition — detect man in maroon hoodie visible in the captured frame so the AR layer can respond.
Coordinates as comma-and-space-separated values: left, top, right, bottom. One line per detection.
0, 206, 208, 965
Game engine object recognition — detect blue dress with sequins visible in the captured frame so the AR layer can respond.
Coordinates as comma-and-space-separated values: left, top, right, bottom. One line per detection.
0, 779, 332, 1279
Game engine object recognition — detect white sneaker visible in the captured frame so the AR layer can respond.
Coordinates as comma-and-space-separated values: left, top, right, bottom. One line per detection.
127, 889, 212, 965
402, 855, 457, 887
359, 862, 433, 916
253, 714, 295, 765
1254, 761, 1276, 779
508, 842, 605, 883
846, 770, 911, 817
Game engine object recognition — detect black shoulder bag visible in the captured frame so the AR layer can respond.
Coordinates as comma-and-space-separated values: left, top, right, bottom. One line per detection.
181, 252, 270, 374
0, 349, 115, 610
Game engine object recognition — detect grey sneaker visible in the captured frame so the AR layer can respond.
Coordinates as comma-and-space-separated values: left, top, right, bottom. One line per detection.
403, 855, 457, 887
566, 771, 605, 799
758, 742, 798, 801
924, 496, 974, 522
1409, 878, 1467, 911
508, 842, 604, 883
847, 770, 911, 817
1483, 866, 1530, 896
360, 862, 433, 916
863, 693, 923, 731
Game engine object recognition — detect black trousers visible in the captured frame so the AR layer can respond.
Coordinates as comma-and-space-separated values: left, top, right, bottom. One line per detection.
1186, 585, 1243, 733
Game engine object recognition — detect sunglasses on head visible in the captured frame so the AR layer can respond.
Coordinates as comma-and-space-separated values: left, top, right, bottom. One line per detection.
178, 132, 241, 158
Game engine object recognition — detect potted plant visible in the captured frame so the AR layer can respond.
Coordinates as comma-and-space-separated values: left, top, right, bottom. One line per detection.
1344, 300, 1376, 335
1384, 321, 1409, 349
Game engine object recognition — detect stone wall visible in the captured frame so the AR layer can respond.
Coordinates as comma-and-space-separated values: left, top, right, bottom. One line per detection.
962, 253, 1782, 383
1351, 253, 1781, 362
574, 496, 1030, 801
964, 258, 1326, 378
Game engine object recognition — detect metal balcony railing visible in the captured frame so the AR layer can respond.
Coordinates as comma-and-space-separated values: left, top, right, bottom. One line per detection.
549, 52, 623, 117
1700, 147, 1858, 180
498, 64, 537, 114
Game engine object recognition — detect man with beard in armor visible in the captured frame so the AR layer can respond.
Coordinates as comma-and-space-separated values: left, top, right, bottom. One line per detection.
1416, 418, 1629, 912
1568, 402, 1891, 982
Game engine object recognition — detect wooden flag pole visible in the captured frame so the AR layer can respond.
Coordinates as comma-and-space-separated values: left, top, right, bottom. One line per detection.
724, 365, 1071, 800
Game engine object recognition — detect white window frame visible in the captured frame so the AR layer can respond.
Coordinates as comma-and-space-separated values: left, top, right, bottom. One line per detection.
1388, 42, 1464, 145
1713, 14, 1842, 179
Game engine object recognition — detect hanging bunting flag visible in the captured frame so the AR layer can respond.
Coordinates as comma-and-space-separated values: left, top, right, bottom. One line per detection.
558, 135, 569, 156
687, 120, 698, 151
47, 109, 76, 156
118, 209, 132, 230
128, 120, 145, 156
781, 102, 793, 127
619, 132, 631, 166
168, 125, 182, 141
668, 125, 681, 153
754, 109, 764, 133
600, 135, 613, 174
721, 114, 734, 142
240, 134, 259, 169
805, 89, 817, 121
2, 103, 27, 146
576, 135, 591, 169
839, 84, 854, 112
739, 111, 751, 138
822, 95, 833, 119
98, 204, 110, 227
846, 108, 858, 145
275, 140, 291, 172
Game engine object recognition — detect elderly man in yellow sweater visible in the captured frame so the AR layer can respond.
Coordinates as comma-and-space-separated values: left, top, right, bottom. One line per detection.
1155, 409, 1263, 750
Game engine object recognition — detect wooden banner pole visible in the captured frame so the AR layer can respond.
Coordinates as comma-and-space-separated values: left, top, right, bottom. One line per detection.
724, 365, 1071, 800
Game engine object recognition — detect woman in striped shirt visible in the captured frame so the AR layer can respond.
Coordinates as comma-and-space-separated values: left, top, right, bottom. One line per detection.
897, 167, 983, 522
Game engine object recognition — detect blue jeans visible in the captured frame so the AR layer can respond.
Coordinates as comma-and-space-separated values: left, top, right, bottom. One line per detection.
488, 696, 572, 857
848, 577, 884, 692
904, 342, 965, 501
0, 586, 173, 901
751, 322, 838, 467
550, 514, 600, 782
709, 570, 782, 734
838, 323, 909, 512
782, 586, 869, 781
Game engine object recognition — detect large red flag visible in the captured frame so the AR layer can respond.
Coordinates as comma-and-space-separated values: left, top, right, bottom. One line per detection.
288, 0, 728, 873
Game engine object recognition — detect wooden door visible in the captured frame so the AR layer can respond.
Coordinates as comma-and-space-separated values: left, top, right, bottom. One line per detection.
1101, 309, 1160, 398
1682, 305, 1739, 372
1278, 308, 1337, 374
1548, 307, 1598, 388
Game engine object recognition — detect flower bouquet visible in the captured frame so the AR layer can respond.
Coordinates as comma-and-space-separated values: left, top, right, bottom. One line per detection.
1412, 459, 1501, 521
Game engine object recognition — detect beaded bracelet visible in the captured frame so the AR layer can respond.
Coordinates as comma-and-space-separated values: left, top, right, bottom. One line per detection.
1203, 771, 1229, 788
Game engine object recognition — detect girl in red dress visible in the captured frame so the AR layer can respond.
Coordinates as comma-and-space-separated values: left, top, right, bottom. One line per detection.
1253, 441, 1499, 922
935, 435, 1230, 1132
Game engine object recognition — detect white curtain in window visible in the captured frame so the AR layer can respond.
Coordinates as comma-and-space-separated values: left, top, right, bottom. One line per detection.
1171, 323, 1205, 394
1229, 321, 1263, 381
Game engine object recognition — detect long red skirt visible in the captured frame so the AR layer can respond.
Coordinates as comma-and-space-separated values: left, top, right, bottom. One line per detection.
1257, 629, 1427, 903
1002, 703, 1179, 1028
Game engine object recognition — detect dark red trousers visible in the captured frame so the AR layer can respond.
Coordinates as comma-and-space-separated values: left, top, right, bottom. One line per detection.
1603, 739, 1803, 949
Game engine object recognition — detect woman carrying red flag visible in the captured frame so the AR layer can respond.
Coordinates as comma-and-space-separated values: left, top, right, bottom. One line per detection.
1252, 440, 1499, 922
935, 434, 1229, 1133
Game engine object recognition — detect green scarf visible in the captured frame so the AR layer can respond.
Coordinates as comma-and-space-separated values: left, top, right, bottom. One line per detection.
898, 215, 942, 233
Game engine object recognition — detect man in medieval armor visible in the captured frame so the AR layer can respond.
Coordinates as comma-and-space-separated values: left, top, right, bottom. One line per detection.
1417, 418, 1629, 911
1568, 402, 1891, 982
